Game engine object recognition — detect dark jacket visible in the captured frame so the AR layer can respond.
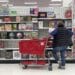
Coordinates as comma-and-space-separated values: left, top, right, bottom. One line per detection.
50, 27, 73, 47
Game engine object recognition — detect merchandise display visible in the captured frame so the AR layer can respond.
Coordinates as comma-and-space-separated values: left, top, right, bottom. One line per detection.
0, 6, 9, 16
32, 18, 38, 23
7, 32, 15, 39
16, 32, 24, 39
0, 41, 4, 48
9, 10, 17, 16
3, 17, 12, 22
47, 12, 56, 18
5, 24, 12, 31
5, 50, 13, 59
65, 50, 72, 58
18, 24, 26, 30
38, 12, 47, 18
23, 32, 32, 39
0, 5, 73, 63
13, 51, 21, 59
0, 32, 6, 39
0, 25, 5, 31
65, 20, 72, 28
31, 32, 38, 39
16, 16, 21, 22
21, 54, 29, 59
64, 8, 72, 19
49, 21, 55, 28
30, 8, 38, 15
0, 50, 6, 59
12, 24, 18, 30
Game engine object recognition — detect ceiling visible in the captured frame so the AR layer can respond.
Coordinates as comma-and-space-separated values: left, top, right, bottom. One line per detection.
0, 0, 63, 7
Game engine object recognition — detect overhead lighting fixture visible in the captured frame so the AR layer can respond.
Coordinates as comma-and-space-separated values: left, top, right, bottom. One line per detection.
24, 2, 37, 5
2, 4, 13, 6
0, 0, 9, 2
49, 3, 62, 6
2, 4, 7, 6
8, 4, 13, 6
51, 0, 62, 1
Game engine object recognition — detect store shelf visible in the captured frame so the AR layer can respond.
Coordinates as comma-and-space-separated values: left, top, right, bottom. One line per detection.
46, 48, 53, 50
0, 58, 54, 61
38, 18, 58, 20
46, 47, 72, 51
0, 6, 73, 63
0, 22, 19, 24
1, 47, 52, 51
63, 18, 72, 20
66, 27, 72, 29
66, 58, 74, 60
0, 14, 38, 17
0, 30, 4, 32
0, 48, 18, 50
0, 39, 30, 41
39, 27, 49, 29
0, 30, 38, 32
0, 47, 71, 51
38, 18, 72, 20
0, 48, 4, 50
0, 21, 38, 24
0, 48, 52, 50
5, 48, 19, 50
0, 59, 20, 61
0, 57, 74, 61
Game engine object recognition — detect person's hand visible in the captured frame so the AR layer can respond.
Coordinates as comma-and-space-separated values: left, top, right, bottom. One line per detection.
49, 35, 53, 38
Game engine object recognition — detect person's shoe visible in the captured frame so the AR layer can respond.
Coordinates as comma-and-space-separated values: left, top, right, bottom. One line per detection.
58, 66, 65, 69
48, 63, 52, 71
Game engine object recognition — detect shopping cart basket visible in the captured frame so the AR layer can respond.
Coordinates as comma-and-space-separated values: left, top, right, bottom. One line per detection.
19, 38, 52, 70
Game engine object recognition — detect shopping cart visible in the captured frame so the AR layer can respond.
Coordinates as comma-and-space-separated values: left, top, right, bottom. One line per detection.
19, 38, 52, 70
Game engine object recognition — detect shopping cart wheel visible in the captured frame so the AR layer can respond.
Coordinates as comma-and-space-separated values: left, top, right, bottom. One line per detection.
22, 65, 28, 69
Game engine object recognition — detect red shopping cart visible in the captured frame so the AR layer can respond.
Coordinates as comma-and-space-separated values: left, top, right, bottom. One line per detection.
19, 38, 52, 70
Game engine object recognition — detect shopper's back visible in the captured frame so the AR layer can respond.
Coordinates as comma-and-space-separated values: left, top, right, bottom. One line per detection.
53, 26, 69, 47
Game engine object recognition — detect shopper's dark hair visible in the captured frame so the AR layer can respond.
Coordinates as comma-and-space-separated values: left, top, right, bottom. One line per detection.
58, 22, 64, 27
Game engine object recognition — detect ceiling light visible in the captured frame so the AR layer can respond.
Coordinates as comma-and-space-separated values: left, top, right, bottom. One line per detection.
49, 3, 62, 6
51, 0, 62, 1
24, 2, 37, 5
0, 0, 9, 2
2, 4, 13, 6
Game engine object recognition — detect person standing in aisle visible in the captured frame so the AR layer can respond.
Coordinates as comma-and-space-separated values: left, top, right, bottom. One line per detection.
49, 21, 73, 69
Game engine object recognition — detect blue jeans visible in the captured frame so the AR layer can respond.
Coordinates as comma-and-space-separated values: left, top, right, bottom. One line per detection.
53, 46, 67, 66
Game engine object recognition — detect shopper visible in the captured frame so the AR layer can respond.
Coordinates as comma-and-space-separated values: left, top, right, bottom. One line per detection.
49, 21, 73, 69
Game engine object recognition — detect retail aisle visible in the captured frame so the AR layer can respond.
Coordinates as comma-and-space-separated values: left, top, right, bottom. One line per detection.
0, 64, 75, 75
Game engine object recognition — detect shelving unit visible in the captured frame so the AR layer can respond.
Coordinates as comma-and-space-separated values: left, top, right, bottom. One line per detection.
38, 6, 73, 61
0, 5, 39, 61
38, 18, 72, 20
0, 5, 74, 63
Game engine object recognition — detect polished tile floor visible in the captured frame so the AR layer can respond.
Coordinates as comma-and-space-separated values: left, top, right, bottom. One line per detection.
0, 64, 75, 75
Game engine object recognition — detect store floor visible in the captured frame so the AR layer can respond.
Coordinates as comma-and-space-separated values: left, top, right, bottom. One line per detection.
0, 64, 75, 75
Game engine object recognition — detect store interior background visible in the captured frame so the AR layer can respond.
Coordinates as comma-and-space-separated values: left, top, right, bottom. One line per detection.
0, 0, 72, 7
0, 0, 74, 63
0, 0, 75, 75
